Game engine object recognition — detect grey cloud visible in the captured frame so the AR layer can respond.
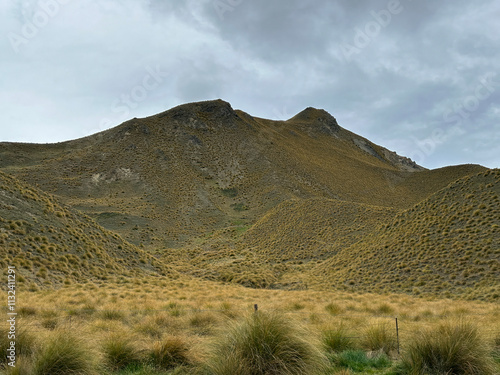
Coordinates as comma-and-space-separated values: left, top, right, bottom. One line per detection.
0, 0, 498, 168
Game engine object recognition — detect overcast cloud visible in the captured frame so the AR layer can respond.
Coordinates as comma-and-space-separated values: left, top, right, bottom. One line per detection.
0, 0, 499, 169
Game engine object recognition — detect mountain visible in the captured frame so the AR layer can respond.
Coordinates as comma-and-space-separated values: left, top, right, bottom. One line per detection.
0, 99, 496, 299
0, 100, 484, 250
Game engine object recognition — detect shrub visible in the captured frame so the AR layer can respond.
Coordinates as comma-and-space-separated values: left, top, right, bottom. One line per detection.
204, 311, 327, 375
32, 331, 96, 375
322, 325, 357, 353
102, 334, 142, 371
361, 323, 397, 355
149, 337, 191, 370
396, 320, 495, 375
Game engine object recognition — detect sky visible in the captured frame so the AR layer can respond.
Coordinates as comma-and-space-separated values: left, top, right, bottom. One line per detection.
1, 0, 499, 169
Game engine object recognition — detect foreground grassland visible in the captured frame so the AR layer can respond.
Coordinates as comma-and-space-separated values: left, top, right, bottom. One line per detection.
1, 280, 499, 374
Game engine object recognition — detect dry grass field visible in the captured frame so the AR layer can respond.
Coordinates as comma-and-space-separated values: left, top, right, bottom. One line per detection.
1, 279, 500, 374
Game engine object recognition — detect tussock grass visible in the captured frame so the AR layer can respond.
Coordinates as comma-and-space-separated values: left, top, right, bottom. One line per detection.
322, 325, 357, 353
99, 309, 126, 321
313, 170, 499, 301
32, 330, 97, 375
325, 302, 343, 315
149, 337, 191, 370
134, 320, 164, 339
204, 311, 327, 375
493, 333, 500, 364
361, 324, 397, 355
6, 281, 500, 374
4, 355, 34, 375
397, 320, 495, 375
102, 333, 142, 371
0, 327, 37, 365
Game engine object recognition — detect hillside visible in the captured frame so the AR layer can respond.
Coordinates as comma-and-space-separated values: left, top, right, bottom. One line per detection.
156, 198, 398, 289
0, 171, 175, 287
241, 198, 397, 262
0, 100, 486, 250
0, 99, 497, 300
311, 169, 500, 301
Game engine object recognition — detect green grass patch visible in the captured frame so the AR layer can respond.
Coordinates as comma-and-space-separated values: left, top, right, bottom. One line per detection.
230, 202, 248, 212
220, 188, 237, 198
328, 350, 392, 372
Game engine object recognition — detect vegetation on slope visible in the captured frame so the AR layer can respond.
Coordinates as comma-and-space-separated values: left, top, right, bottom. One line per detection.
242, 198, 397, 262
0, 171, 175, 287
0, 100, 484, 251
0, 100, 495, 301
313, 169, 500, 301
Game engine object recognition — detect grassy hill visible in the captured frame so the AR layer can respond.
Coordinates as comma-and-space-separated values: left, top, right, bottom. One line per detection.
0, 99, 496, 300
156, 198, 397, 289
241, 198, 397, 262
311, 169, 500, 301
0, 100, 485, 251
0, 171, 175, 287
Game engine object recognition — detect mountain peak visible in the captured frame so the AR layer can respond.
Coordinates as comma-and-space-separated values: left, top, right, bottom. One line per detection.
290, 107, 340, 133
157, 99, 239, 126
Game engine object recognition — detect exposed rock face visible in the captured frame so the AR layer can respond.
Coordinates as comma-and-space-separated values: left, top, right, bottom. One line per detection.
290, 107, 341, 134
381, 149, 426, 172
158, 99, 241, 130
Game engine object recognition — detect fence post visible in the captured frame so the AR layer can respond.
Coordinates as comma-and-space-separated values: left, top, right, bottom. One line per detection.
395, 317, 400, 355
254, 304, 258, 313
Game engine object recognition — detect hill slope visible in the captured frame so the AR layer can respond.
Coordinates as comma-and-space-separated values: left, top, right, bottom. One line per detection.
241, 198, 397, 262
311, 169, 500, 301
0, 100, 486, 249
0, 171, 175, 287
